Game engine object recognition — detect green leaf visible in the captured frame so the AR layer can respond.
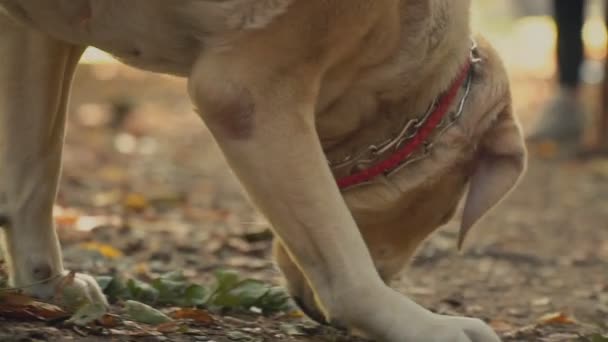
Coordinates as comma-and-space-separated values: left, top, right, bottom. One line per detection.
204, 271, 292, 313
96, 275, 127, 302
150, 273, 208, 307
152, 278, 186, 305
124, 300, 172, 325
590, 334, 608, 342
181, 284, 208, 307
127, 279, 159, 303
95, 276, 114, 291
97, 270, 289, 314
210, 279, 269, 309
255, 286, 293, 313
67, 303, 108, 326
212, 270, 241, 294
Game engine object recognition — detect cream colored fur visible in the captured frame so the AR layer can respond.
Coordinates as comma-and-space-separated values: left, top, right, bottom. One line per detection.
0, 1, 525, 341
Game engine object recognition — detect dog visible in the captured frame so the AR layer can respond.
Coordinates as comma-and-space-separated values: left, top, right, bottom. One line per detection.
0, 1, 526, 341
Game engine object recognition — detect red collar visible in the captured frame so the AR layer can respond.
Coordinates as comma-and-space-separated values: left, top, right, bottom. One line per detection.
336, 59, 473, 190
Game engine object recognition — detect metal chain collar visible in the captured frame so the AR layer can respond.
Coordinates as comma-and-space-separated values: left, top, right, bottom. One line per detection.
328, 41, 481, 182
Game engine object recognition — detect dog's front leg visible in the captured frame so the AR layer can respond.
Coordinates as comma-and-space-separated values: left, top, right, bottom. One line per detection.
0, 19, 106, 306
189, 49, 498, 342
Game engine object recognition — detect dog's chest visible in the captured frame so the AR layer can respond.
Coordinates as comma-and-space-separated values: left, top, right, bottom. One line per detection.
1, 0, 201, 75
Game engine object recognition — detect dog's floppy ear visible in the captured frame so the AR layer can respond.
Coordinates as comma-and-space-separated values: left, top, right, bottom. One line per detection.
458, 106, 527, 249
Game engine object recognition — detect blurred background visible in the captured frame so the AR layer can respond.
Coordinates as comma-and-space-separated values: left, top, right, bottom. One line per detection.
2, 1, 608, 341
78, 0, 608, 146
474, 0, 608, 148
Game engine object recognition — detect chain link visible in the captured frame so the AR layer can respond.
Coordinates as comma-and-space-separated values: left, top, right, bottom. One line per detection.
328, 40, 481, 180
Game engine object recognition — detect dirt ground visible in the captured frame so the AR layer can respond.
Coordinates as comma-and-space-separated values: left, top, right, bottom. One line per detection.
1, 61, 608, 342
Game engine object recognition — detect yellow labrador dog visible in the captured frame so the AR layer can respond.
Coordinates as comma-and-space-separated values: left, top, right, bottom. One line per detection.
0, 1, 525, 341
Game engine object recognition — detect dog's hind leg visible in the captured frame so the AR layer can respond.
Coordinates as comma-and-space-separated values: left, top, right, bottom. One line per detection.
0, 17, 106, 305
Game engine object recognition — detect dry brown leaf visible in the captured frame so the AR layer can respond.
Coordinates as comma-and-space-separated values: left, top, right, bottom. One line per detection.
537, 312, 576, 325
79, 242, 124, 259
531, 297, 551, 307
170, 308, 214, 325
489, 319, 516, 333
125, 193, 149, 211
98, 314, 122, 328
156, 321, 183, 333
285, 310, 306, 319
53, 205, 80, 227
0, 292, 69, 321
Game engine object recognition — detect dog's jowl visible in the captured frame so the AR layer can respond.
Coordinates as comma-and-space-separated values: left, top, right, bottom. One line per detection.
0, 1, 525, 341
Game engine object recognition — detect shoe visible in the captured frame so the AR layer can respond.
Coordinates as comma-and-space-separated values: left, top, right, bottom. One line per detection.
527, 87, 585, 143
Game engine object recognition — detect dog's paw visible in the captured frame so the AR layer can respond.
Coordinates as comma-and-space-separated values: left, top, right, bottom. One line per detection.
53, 271, 109, 309
426, 315, 501, 342
23, 271, 108, 310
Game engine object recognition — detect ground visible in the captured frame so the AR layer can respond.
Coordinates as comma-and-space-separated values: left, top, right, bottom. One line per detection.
0, 59, 608, 342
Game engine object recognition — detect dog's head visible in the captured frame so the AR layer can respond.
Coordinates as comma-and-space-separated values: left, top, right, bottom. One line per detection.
458, 104, 526, 249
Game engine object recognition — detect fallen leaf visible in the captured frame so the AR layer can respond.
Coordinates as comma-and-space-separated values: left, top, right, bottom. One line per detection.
226, 238, 256, 253
590, 334, 608, 342
279, 323, 306, 336
126, 279, 159, 303
207, 271, 291, 313
0, 292, 68, 321
98, 314, 121, 328
540, 333, 581, 342
98, 166, 128, 183
125, 300, 172, 325
531, 297, 551, 307
537, 312, 576, 325
53, 205, 80, 227
227, 331, 253, 341
76, 215, 120, 232
80, 242, 124, 259
156, 321, 183, 334
286, 310, 306, 319
92, 190, 122, 207
96, 275, 128, 302
125, 193, 149, 211
67, 303, 108, 326
170, 308, 214, 325
209, 279, 269, 309
489, 319, 516, 333
151, 272, 207, 307
225, 257, 270, 270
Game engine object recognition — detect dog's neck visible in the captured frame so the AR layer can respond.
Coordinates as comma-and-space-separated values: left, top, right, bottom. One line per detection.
319, 0, 472, 165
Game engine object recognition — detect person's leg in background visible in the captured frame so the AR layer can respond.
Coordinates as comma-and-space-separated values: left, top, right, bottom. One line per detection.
530, 0, 586, 143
